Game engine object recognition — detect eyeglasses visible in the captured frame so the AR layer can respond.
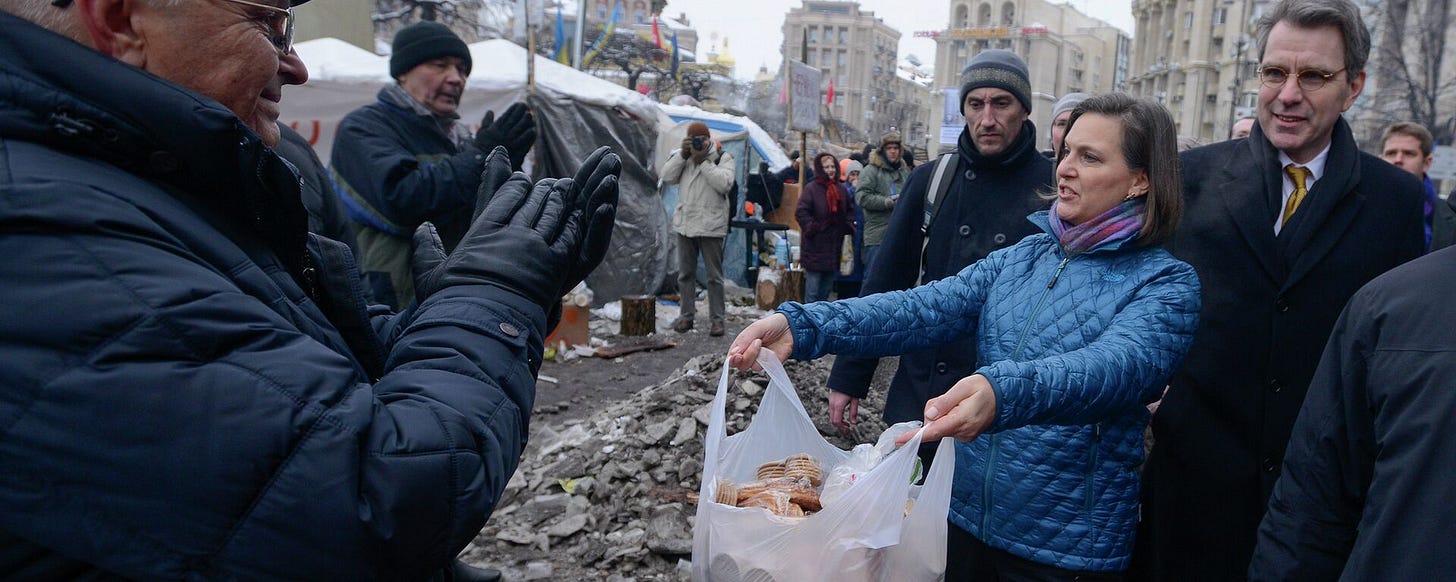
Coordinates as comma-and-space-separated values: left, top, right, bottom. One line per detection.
215, 0, 295, 56
52, 0, 295, 56
1257, 65, 1346, 92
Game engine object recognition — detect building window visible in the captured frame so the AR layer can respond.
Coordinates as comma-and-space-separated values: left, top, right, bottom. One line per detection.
955, 3, 969, 28
838, 50, 847, 67
840, 27, 849, 44
1214, 7, 1227, 25
809, 26, 818, 43
1184, 11, 1193, 30
978, 2, 992, 26
1001, 2, 1015, 26
632, 1, 646, 24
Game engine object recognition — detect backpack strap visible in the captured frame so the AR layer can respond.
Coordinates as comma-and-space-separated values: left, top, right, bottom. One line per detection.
918, 153, 959, 285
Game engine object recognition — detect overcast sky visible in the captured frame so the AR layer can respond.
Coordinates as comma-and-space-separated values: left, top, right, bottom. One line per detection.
663, 0, 1135, 81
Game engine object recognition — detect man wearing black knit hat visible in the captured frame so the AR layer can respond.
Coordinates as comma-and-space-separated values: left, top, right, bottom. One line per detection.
825, 50, 1051, 575
331, 21, 537, 309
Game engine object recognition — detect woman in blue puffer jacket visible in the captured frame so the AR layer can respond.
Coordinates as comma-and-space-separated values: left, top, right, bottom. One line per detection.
728, 93, 1200, 579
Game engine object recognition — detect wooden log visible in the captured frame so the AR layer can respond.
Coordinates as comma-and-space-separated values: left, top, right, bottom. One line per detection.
619, 294, 656, 336
756, 269, 780, 310
778, 269, 805, 305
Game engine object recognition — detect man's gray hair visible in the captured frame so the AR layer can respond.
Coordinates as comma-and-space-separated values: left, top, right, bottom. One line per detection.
1256, 0, 1371, 75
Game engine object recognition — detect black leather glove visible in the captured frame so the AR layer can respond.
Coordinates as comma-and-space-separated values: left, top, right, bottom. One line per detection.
412, 147, 619, 310
561, 146, 621, 297
474, 103, 536, 170
680, 137, 693, 159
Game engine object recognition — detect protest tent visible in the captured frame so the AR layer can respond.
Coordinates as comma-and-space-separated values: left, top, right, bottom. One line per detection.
283, 37, 674, 304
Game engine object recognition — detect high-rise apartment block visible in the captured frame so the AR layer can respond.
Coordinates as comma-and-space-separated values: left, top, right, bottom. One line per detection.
928, 0, 1129, 151
1126, 0, 1266, 143
782, 1, 931, 144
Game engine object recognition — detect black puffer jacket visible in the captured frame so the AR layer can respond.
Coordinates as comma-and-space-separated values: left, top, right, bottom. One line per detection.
826, 123, 1051, 423
0, 14, 541, 579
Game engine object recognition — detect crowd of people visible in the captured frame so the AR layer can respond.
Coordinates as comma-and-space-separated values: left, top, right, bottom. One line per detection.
1, 0, 1452, 579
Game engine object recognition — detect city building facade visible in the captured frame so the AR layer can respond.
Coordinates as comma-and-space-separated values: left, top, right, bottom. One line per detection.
781, 0, 910, 143
1126, 0, 1266, 143
927, 0, 1130, 151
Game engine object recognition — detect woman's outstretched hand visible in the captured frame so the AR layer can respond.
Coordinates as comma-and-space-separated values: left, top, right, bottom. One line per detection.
897, 374, 998, 445
726, 313, 794, 371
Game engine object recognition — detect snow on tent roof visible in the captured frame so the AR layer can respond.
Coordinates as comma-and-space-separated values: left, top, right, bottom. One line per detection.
661, 104, 790, 172
466, 39, 663, 113
295, 38, 664, 115
293, 38, 391, 83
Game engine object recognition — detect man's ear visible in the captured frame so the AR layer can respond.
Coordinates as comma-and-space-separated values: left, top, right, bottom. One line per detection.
73, 0, 147, 66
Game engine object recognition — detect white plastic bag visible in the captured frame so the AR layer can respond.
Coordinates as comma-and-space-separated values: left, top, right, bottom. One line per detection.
692, 352, 956, 581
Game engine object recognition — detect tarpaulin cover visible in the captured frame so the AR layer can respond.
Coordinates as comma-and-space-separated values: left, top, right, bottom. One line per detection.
282, 38, 674, 304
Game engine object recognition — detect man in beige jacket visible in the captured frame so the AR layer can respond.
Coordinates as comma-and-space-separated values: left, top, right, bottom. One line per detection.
663, 122, 736, 336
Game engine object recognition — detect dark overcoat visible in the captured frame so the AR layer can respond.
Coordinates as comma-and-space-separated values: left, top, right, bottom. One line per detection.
795, 177, 855, 273
1134, 120, 1425, 579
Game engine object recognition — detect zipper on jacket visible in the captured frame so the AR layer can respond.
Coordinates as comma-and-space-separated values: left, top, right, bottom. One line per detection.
982, 433, 998, 535
1084, 423, 1101, 511
1009, 255, 1074, 358
989, 252, 1074, 534
1046, 255, 1072, 288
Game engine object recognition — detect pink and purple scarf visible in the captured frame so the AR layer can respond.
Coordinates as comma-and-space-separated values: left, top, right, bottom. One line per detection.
1048, 197, 1147, 254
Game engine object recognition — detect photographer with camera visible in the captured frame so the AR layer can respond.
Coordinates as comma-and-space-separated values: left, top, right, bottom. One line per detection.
664, 122, 736, 337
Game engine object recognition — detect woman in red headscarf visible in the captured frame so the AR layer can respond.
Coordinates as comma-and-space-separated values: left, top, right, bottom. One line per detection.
796, 152, 856, 302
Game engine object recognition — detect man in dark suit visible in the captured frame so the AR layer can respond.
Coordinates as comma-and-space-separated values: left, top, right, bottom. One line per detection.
1133, 0, 1426, 578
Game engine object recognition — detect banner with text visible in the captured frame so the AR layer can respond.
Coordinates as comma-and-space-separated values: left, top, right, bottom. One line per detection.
788, 60, 822, 133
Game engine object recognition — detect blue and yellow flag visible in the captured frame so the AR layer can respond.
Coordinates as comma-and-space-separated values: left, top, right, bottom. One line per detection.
581, 1, 622, 68
552, 5, 570, 65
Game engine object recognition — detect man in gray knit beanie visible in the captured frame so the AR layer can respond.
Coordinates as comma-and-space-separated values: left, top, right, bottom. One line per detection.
958, 49, 1033, 157
1048, 92, 1089, 157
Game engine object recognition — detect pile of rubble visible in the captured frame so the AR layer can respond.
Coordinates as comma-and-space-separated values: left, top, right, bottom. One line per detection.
462, 353, 894, 580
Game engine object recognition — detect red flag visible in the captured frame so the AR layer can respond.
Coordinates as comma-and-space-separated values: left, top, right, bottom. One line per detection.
826, 77, 835, 105
652, 15, 664, 49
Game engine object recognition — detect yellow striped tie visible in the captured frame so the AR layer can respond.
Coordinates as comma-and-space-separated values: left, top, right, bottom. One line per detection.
1282, 165, 1312, 226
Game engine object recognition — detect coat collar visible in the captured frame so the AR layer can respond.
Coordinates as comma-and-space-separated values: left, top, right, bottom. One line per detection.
958, 120, 1040, 171
1218, 117, 1366, 289
0, 12, 309, 278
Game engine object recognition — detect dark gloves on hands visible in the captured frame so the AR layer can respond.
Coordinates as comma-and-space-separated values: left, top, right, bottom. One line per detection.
412, 146, 620, 311
680, 137, 693, 159
474, 103, 537, 170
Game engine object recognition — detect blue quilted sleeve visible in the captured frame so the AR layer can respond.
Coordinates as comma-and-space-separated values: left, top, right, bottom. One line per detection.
778, 244, 1011, 360
981, 259, 1201, 431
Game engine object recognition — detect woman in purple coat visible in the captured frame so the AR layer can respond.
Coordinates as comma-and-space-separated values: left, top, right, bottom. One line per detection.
796, 153, 856, 302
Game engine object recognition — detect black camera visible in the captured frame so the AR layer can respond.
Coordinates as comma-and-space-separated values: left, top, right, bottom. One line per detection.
691, 135, 707, 150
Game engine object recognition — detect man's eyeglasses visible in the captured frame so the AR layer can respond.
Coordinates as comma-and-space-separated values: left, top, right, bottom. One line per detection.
51, 0, 294, 56
216, 0, 295, 56
1257, 65, 1346, 92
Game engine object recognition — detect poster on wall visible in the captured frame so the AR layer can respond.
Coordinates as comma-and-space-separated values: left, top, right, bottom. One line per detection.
939, 87, 963, 145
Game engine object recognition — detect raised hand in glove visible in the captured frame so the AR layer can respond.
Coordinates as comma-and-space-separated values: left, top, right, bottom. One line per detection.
561, 146, 622, 297
680, 137, 693, 159
411, 147, 620, 310
474, 102, 537, 170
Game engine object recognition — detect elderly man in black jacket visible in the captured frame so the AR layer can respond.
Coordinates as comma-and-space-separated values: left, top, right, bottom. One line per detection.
0, 1, 617, 578
1133, 0, 1425, 578
331, 21, 536, 309
824, 49, 1049, 437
